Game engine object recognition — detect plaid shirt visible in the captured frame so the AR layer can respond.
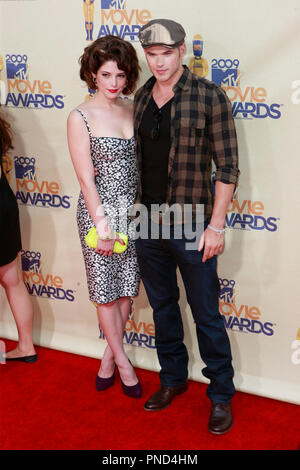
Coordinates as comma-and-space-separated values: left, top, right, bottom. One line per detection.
133, 65, 239, 219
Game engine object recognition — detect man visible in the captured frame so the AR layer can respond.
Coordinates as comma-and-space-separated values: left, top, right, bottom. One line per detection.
133, 19, 239, 435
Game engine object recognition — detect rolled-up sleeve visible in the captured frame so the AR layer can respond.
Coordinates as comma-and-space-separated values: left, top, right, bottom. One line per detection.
208, 86, 240, 185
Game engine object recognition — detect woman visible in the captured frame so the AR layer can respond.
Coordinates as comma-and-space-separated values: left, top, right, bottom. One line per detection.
67, 36, 141, 397
0, 112, 37, 363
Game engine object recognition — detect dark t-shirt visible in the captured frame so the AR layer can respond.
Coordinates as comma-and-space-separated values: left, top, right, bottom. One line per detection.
139, 96, 172, 207
0, 136, 22, 266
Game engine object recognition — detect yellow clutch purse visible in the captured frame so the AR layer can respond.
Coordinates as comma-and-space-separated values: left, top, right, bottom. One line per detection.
85, 227, 128, 254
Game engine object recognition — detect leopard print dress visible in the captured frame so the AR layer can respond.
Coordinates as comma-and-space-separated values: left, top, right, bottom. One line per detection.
75, 108, 140, 304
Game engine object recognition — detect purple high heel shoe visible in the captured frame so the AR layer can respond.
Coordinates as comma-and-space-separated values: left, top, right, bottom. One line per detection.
119, 359, 142, 398
96, 367, 115, 391
120, 377, 142, 398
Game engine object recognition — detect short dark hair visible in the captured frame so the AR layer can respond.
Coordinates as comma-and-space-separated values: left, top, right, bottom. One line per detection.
79, 35, 140, 95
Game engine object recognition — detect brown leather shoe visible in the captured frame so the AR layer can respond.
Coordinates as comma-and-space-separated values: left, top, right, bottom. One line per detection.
144, 384, 188, 411
208, 403, 233, 435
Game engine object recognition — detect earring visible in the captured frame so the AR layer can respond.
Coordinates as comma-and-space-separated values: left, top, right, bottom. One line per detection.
123, 80, 129, 93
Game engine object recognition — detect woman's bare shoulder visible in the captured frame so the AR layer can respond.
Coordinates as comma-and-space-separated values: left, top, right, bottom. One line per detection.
67, 105, 89, 133
71, 99, 93, 114
68, 99, 93, 121
68, 107, 82, 125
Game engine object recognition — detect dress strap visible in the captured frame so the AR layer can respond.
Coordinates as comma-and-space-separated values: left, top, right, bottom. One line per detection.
75, 108, 92, 138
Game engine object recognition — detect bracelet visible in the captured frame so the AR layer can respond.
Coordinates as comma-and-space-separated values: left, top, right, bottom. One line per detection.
207, 224, 225, 234
98, 233, 114, 241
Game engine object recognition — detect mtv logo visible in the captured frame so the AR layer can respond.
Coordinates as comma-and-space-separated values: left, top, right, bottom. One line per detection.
14, 157, 36, 180
21, 250, 41, 273
212, 68, 239, 87
6, 55, 28, 80
101, 0, 125, 9
219, 278, 236, 304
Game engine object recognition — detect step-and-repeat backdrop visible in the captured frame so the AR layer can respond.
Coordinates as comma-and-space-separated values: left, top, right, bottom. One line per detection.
0, 0, 299, 404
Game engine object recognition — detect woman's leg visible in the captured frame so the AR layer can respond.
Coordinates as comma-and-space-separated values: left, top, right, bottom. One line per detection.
0, 256, 36, 358
97, 297, 131, 377
97, 297, 137, 385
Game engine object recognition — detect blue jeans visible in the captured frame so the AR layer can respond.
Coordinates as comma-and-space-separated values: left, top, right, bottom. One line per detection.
135, 222, 235, 404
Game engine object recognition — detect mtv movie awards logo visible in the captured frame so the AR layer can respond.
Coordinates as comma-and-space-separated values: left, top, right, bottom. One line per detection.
14, 156, 71, 209
1, 54, 64, 109
226, 188, 279, 232
99, 301, 156, 349
211, 58, 281, 119
211, 174, 279, 233
83, 0, 152, 42
219, 278, 275, 336
21, 250, 75, 302
226, 195, 279, 232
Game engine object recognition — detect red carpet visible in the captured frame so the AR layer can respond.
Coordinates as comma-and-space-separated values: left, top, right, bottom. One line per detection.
0, 339, 299, 451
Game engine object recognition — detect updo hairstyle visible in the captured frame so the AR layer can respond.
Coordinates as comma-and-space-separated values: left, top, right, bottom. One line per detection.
79, 35, 140, 95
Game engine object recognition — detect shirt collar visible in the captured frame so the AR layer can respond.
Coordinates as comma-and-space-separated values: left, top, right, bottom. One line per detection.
174, 65, 191, 92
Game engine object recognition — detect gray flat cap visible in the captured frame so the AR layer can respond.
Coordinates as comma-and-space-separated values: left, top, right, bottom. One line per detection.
139, 19, 186, 49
